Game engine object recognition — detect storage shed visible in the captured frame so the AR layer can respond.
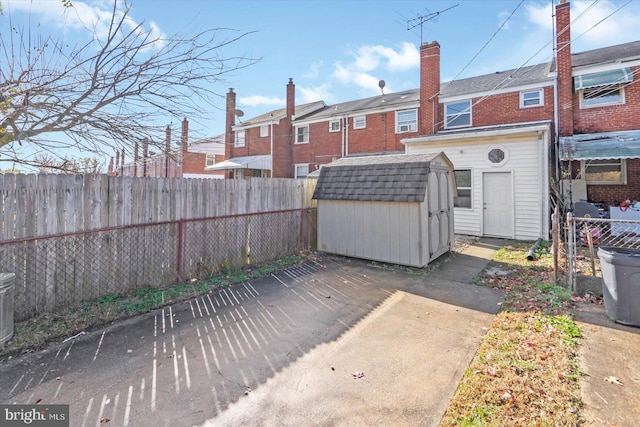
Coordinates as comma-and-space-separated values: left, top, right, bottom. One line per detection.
312, 153, 455, 267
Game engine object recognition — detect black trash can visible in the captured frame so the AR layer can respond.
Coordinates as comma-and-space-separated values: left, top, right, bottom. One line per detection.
597, 247, 640, 327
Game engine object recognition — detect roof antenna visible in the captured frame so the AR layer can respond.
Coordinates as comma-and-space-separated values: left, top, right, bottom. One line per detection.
406, 4, 459, 44
378, 80, 386, 96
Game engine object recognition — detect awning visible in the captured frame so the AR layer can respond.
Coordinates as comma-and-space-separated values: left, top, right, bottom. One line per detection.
559, 130, 640, 160
574, 67, 633, 91
205, 155, 272, 171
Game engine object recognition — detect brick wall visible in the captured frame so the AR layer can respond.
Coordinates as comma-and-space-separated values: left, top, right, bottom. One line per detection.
466, 87, 555, 127
573, 65, 640, 133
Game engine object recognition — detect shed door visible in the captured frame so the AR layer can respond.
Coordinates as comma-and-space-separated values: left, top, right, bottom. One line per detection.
483, 172, 513, 238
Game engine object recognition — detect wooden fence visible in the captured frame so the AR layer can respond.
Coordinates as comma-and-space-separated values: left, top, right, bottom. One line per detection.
0, 175, 318, 321
0, 174, 317, 239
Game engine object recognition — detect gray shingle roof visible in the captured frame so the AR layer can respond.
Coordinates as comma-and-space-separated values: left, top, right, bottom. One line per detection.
440, 62, 553, 98
297, 89, 420, 121
312, 153, 442, 203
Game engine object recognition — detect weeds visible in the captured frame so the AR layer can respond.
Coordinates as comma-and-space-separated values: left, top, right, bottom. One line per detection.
1, 253, 307, 358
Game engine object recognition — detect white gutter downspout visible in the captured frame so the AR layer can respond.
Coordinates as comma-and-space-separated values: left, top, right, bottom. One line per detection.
345, 115, 349, 156
553, 78, 560, 183
270, 121, 274, 177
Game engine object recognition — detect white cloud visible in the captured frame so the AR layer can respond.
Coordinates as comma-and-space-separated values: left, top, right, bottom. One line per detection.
330, 42, 418, 94
525, 0, 640, 51
238, 95, 284, 107
5, 0, 167, 50
303, 61, 323, 79
298, 84, 332, 103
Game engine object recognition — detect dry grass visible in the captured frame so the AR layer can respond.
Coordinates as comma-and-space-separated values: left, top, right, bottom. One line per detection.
441, 241, 587, 426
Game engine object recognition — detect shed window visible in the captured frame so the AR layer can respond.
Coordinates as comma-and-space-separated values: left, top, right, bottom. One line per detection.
582, 159, 626, 185
445, 100, 471, 128
454, 169, 472, 208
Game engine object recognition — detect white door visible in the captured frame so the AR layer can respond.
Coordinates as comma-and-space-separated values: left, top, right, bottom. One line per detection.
483, 172, 513, 238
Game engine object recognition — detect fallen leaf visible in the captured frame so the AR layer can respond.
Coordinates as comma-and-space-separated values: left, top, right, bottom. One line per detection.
605, 376, 623, 385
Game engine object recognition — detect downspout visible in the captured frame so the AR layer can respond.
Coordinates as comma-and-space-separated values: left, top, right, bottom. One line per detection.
270, 121, 274, 177
340, 116, 345, 157
344, 115, 349, 157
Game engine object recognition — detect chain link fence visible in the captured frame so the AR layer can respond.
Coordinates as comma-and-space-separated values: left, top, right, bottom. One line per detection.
566, 212, 640, 291
0, 209, 316, 321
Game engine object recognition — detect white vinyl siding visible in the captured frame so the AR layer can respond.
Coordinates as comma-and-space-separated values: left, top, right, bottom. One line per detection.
406, 137, 546, 241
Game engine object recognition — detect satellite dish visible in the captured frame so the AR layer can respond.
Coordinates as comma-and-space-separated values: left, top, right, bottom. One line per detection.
378, 80, 386, 95
235, 109, 244, 117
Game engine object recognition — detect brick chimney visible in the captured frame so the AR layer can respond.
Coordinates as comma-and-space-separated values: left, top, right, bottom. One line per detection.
272, 78, 295, 178
142, 137, 149, 177
115, 150, 120, 174
225, 89, 236, 164
420, 41, 441, 135
556, 0, 573, 136
108, 157, 114, 176
286, 77, 295, 120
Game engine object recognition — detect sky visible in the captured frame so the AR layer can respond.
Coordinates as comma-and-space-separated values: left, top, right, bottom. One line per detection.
2, 0, 640, 166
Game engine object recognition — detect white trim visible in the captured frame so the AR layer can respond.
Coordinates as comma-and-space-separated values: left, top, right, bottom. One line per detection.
295, 125, 309, 144
329, 120, 341, 132
579, 86, 625, 109
353, 115, 366, 129
294, 102, 421, 126
294, 163, 309, 178
402, 121, 551, 144
581, 158, 627, 185
484, 145, 509, 167
520, 88, 544, 108
260, 125, 269, 137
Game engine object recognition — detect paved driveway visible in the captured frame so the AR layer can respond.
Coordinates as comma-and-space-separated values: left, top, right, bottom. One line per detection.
1, 240, 504, 426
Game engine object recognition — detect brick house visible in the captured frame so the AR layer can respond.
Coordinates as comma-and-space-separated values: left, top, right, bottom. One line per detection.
222, 0, 639, 240
110, 118, 225, 179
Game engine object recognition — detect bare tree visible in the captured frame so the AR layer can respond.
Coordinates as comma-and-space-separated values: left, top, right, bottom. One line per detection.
34, 154, 104, 174
0, 0, 258, 169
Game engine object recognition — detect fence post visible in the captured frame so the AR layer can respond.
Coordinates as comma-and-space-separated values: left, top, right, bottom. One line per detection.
566, 212, 574, 292
552, 206, 559, 284
177, 220, 184, 281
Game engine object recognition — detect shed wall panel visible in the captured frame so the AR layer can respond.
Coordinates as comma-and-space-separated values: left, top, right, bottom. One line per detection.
317, 200, 426, 267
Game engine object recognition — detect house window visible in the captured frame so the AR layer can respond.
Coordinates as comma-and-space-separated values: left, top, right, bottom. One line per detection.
582, 159, 626, 185
296, 125, 309, 144
445, 101, 472, 128
234, 130, 245, 147
520, 89, 543, 107
329, 120, 341, 132
488, 148, 505, 164
260, 125, 269, 137
454, 169, 472, 208
581, 86, 624, 108
295, 164, 309, 178
354, 116, 366, 129
396, 109, 417, 133
205, 154, 215, 167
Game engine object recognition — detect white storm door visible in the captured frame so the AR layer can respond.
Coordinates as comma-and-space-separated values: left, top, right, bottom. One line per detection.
482, 172, 513, 238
